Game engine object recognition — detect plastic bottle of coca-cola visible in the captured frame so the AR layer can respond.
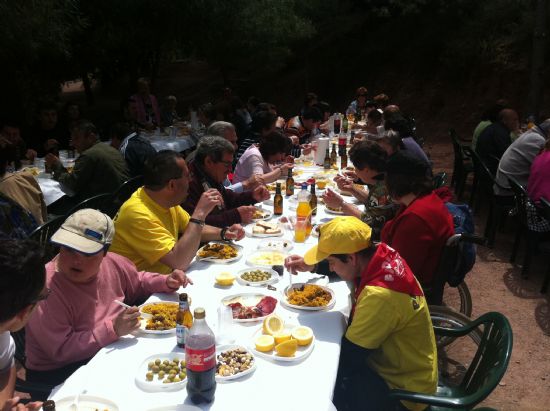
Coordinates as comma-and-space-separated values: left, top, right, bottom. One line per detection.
185, 307, 216, 404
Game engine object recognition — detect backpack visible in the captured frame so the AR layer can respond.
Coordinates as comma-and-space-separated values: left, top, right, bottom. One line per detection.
444, 202, 476, 287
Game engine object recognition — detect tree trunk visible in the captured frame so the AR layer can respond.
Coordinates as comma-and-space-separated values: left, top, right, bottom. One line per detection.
527, 0, 547, 120
81, 72, 94, 106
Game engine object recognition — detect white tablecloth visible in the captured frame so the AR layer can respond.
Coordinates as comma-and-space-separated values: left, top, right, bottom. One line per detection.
49, 164, 356, 411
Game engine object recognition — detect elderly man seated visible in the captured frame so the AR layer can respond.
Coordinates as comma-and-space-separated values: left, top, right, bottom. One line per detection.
110, 150, 244, 274
45, 120, 130, 205
182, 136, 269, 227
285, 217, 437, 411
25, 209, 191, 391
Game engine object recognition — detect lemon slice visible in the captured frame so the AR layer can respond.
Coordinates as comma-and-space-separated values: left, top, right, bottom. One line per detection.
291, 326, 314, 346
262, 314, 284, 335
255, 335, 275, 352
215, 272, 235, 286
273, 331, 291, 345
275, 339, 298, 357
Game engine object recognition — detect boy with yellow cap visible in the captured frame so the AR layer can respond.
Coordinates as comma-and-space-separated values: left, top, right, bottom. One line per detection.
285, 216, 437, 411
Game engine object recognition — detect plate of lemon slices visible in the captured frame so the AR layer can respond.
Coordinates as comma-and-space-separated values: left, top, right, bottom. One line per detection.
250, 314, 315, 363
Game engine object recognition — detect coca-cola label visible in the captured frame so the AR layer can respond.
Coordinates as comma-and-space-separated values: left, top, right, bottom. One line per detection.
186, 346, 216, 371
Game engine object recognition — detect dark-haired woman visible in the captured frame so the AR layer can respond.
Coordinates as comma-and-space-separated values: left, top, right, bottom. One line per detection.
381, 150, 453, 295
233, 131, 293, 184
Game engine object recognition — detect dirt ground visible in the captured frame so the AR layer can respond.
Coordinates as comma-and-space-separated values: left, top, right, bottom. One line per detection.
425, 139, 550, 411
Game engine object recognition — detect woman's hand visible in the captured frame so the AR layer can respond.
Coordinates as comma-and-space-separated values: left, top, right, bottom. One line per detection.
322, 188, 344, 209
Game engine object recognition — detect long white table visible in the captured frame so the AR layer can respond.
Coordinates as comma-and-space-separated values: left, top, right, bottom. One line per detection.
49, 164, 357, 411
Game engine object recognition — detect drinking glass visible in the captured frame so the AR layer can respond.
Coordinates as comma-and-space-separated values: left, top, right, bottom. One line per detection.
216, 304, 235, 345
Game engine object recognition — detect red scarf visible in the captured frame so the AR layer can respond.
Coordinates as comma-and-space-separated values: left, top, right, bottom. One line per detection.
352, 243, 424, 317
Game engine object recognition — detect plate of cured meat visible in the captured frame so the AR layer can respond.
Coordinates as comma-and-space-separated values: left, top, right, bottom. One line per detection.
221, 294, 278, 323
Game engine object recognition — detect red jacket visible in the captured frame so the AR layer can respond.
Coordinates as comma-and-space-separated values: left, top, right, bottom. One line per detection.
182, 162, 255, 228
381, 192, 454, 286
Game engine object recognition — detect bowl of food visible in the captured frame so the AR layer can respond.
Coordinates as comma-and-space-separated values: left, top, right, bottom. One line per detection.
135, 353, 187, 391
236, 267, 278, 286
215, 272, 236, 287
196, 242, 242, 263
282, 284, 335, 311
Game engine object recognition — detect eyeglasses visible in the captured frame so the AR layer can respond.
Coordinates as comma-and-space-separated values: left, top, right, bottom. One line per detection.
216, 160, 233, 168
30, 287, 51, 304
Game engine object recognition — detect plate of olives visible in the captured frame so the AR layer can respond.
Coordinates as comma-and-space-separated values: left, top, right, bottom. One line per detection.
135, 354, 187, 392
236, 267, 278, 287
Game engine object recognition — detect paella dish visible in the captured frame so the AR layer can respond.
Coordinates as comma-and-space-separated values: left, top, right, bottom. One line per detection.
287, 284, 332, 307
197, 242, 239, 259
141, 302, 178, 330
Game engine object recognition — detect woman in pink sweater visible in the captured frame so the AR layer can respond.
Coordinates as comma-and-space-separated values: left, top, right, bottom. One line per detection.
24, 209, 190, 393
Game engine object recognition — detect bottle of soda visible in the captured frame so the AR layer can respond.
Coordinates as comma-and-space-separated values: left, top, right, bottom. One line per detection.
176, 293, 193, 348
309, 180, 317, 216
274, 182, 283, 215
333, 113, 341, 134
285, 168, 294, 196
295, 184, 312, 243
186, 307, 216, 404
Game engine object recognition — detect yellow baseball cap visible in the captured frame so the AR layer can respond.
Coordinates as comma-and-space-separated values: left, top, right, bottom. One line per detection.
304, 217, 372, 265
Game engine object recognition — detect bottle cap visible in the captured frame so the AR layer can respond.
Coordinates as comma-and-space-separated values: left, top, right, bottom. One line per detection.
194, 307, 206, 319
179, 293, 188, 301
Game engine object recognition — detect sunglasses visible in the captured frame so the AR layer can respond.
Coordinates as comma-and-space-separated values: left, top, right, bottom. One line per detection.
30, 287, 51, 304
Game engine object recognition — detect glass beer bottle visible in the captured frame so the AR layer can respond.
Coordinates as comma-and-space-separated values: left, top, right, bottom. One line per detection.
274, 182, 283, 215
285, 169, 294, 196
176, 293, 193, 348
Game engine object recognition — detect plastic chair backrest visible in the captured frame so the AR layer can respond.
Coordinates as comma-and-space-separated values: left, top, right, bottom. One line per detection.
449, 129, 466, 163
433, 172, 447, 189
459, 312, 513, 402
108, 175, 144, 217
67, 193, 114, 216
463, 146, 498, 188
29, 214, 66, 261
539, 196, 550, 220
507, 176, 529, 227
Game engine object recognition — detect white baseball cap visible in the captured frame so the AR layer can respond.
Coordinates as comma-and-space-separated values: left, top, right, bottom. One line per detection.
51, 209, 114, 255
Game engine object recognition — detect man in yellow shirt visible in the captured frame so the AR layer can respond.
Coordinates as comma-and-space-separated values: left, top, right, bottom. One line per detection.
110, 150, 245, 274
285, 217, 437, 411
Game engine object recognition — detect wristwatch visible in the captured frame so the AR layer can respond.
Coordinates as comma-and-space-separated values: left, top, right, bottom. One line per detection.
220, 227, 229, 241
189, 218, 205, 227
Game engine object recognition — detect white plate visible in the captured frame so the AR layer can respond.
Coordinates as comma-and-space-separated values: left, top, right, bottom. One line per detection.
246, 250, 288, 268
53, 394, 119, 410
215, 345, 256, 382
250, 325, 315, 363
257, 238, 293, 252
236, 267, 279, 286
324, 206, 344, 215
196, 242, 243, 263
137, 302, 178, 334
221, 293, 278, 323
135, 353, 187, 392
251, 206, 273, 221
245, 222, 284, 238
281, 283, 336, 311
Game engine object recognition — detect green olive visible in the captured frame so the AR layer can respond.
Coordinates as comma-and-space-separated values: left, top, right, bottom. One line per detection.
146, 372, 153, 381
173, 376, 181, 382
163, 378, 171, 384
158, 370, 165, 379
179, 371, 186, 380
155, 359, 161, 365
163, 360, 170, 365
151, 365, 160, 373
147, 361, 154, 370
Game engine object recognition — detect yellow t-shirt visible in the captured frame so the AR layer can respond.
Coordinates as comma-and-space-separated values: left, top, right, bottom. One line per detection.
346, 285, 437, 411
110, 187, 190, 274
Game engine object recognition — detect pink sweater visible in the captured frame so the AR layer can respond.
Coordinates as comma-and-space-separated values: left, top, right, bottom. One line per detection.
527, 150, 550, 205
26, 253, 172, 371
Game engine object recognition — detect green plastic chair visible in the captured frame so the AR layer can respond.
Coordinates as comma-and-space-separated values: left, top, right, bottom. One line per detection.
388, 312, 513, 410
